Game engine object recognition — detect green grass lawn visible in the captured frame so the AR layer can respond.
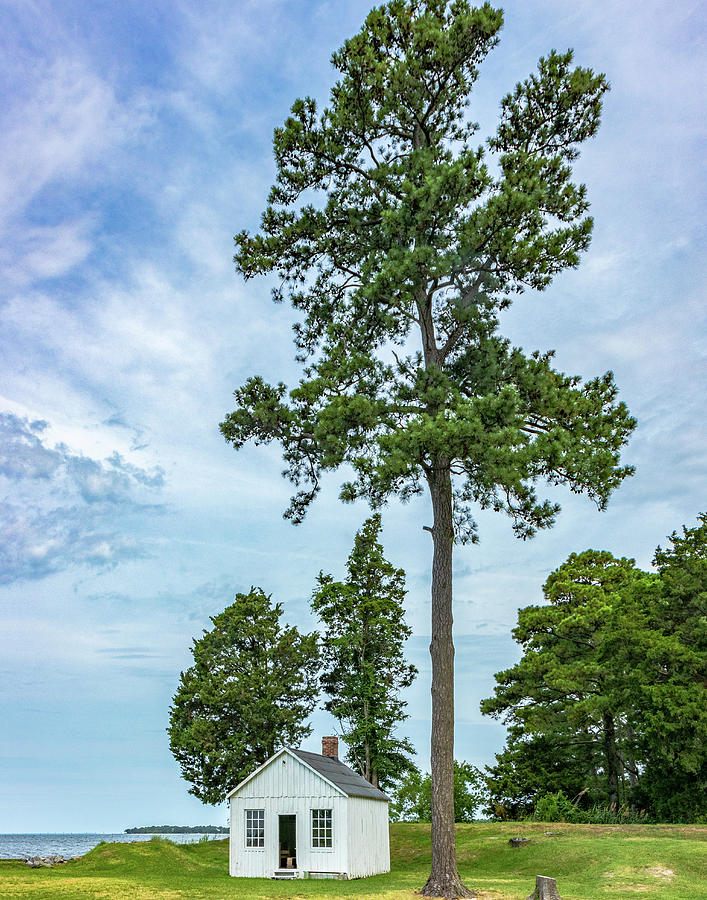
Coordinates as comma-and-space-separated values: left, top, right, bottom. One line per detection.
0, 823, 704, 900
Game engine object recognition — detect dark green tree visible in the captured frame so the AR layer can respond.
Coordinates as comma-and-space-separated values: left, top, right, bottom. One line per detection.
484, 726, 595, 820
481, 551, 651, 809
167, 588, 319, 804
482, 525, 707, 823
390, 760, 484, 822
312, 514, 416, 789
220, 2, 635, 893
635, 515, 707, 821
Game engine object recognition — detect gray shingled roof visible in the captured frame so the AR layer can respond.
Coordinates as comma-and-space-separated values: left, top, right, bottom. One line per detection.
291, 749, 390, 802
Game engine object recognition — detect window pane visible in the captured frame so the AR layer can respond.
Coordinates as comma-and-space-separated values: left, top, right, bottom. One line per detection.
311, 809, 332, 847
245, 809, 265, 847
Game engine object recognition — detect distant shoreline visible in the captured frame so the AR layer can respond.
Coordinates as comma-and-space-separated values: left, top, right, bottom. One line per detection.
0, 832, 227, 861
124, 826, 228, 834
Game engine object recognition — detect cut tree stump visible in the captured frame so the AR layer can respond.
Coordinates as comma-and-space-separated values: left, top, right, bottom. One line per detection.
525, 875, 563, 900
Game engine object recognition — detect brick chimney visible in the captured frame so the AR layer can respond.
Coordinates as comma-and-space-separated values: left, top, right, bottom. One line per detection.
322, 735, 338, 759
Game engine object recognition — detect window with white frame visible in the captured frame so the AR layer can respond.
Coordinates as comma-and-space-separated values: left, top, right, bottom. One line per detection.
245, 809, 265, 847
311, 808, 332, 848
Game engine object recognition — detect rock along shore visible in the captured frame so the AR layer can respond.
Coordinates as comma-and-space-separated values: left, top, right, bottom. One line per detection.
24, 855, 76, 868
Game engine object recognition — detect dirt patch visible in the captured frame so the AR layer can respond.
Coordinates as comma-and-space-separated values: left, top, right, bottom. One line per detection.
645, 866, 675, 879
603, 865, 675, 887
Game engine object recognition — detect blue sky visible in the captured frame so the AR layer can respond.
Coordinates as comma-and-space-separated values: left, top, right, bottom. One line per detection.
1, 0, 705, 832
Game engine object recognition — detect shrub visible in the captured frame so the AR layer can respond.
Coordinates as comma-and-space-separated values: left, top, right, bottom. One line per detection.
532, 791, 583, 822
530, 791, 658, 824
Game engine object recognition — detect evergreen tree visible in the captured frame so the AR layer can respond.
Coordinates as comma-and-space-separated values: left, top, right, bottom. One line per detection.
167, 588, 319, 804
482, 523, 707, 822
312, 514, 416, 789
481, 551, 651, 809
635, 515, 707, 821
484, 727, 594, 820
221, 3, 635, 893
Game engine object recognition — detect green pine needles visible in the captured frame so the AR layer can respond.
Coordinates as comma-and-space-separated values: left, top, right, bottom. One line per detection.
482, 516, 707, 824
221, 2, 636, 894
222, 1, 634, 541
312, 514, 417, 791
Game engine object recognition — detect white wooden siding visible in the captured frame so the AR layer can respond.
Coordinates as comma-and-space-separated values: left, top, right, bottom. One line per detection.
236, 751, 341, 800
229, 751, 349, 878
346, 796, 390, 878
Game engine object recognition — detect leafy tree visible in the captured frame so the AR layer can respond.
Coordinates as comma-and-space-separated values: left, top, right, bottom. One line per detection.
481, 551, 651, 809
312, 514, 416, 789
482, 524, 707, 823
634, 515, 707, 821
484, 726, 594, 820
390, 760, 484, 822
220, 2, 635, 893
167, 588, 319, 804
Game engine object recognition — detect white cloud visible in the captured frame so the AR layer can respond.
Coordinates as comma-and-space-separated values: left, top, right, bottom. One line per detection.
0, 413, 165, 583
0, 45, 153, 292
174, 0, 287, 95
2, 218, 94, 287
0, 59, 121, 221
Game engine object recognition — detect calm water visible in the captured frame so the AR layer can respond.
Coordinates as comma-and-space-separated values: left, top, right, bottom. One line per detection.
0, 833, 227, 859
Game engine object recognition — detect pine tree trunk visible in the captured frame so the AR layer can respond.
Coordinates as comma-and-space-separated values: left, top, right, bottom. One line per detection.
603, 712, 620, 807
625, 725, 638, 810
363, 700, 371, 783
420, 461, 473, 899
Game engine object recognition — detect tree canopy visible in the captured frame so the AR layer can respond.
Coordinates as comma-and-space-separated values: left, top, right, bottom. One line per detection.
221, 2, 634, 893
312, 514, 416, 789
482, 550, 652, 810
482, 517, 707, 822
390, 760, 485, 823
636, 515, 707, 821
167, 588, 319, 805
223, 11, 633, 540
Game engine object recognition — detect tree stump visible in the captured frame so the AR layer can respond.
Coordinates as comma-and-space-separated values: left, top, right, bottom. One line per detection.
525, 875, 563, 900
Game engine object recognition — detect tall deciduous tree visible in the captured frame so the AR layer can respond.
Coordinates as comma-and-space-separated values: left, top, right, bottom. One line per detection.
312, 514, 416, 790
167, 588, 319, 805
221, 3, 634, 893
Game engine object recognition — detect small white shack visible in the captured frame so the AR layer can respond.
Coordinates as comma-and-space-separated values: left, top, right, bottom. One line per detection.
227, 736, 390, 880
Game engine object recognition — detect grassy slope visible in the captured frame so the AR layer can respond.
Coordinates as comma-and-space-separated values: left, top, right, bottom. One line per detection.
0, 823, 704, 900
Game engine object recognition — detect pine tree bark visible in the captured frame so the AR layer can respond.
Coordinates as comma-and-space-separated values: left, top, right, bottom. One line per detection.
420, 461, 473, 899
363, 698, 371, 783
625, 724, 638, 809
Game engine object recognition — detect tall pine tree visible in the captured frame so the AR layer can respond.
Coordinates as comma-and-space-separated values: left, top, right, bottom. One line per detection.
221, 3, 635, 893
312, 514, 416, 790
